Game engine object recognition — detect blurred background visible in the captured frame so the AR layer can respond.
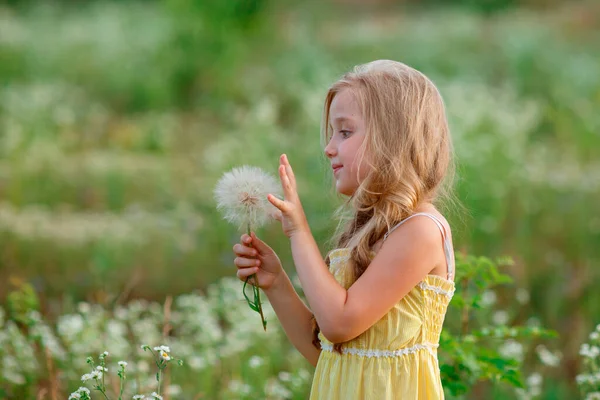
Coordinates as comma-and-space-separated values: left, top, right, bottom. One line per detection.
0, 0, 599, 398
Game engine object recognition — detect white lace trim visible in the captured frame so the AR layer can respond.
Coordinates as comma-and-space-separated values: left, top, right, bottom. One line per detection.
320, 342, 439, 358
418, 281, 454, 299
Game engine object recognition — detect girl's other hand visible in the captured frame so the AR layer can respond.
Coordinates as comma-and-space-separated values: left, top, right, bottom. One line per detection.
267, 154, 309, 238
233, 232, 284, 291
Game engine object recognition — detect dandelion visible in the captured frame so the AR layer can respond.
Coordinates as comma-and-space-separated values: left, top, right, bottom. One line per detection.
214, 165, 280, 230
214, 165, 281, 331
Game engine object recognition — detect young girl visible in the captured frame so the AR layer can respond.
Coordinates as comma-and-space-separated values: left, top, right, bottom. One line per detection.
233, 59, 455, 399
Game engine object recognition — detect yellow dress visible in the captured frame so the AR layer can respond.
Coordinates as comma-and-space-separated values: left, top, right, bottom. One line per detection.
309, 213, 456, 400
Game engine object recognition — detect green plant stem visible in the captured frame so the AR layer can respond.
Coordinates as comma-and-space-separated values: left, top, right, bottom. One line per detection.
244, 223, 267, 331
157, 367, 163, 395
119, 373, 125, 400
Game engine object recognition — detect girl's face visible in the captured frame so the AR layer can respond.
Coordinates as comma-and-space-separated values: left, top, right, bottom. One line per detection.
324, 88, 369, 196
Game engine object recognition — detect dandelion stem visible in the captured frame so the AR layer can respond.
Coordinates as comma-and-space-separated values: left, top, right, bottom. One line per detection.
244, 223, 267, 331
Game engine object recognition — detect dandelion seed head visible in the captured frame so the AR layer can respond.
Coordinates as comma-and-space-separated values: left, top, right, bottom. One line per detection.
214, 166, 281, 230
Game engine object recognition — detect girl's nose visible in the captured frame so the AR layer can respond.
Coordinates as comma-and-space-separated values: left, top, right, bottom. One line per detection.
324, 139, 336, 158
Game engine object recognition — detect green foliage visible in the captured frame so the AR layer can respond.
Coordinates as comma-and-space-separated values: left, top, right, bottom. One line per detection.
441, 254, 557, 398
6, 279, 40, 326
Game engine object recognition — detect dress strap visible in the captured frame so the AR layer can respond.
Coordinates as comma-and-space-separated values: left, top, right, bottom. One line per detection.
383, 212, 454, 281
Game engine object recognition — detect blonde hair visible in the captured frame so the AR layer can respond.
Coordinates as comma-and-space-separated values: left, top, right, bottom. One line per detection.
312, 59, 456, 352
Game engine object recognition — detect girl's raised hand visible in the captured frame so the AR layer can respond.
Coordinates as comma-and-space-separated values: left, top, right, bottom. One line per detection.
233, 232, 283, 291
267, 154, 309, 238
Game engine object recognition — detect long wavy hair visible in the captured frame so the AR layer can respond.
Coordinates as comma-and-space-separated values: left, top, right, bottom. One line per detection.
311, 60, 456, 354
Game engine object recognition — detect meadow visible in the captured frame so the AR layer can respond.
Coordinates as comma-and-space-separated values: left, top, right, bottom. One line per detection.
0, 0, 599, 398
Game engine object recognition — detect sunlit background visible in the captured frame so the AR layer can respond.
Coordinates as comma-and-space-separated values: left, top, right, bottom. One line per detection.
0, 0, 599, 398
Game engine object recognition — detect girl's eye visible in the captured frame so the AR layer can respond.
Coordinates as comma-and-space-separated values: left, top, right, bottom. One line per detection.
339, 130, 352, 138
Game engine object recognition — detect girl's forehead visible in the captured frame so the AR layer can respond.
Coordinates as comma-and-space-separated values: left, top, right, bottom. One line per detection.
329, 89, 362, 123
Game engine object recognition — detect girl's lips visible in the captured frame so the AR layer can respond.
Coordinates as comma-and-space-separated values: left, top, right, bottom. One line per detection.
333, 166, 342, 175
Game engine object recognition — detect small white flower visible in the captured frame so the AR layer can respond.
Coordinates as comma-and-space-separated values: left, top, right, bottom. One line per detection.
150, 392, 163, 400
132, 396, 145, 400
81, 373, 92, 382
248, 355, 264, 368
516, 288, 529, 304
492, 310, 509, 326
278, 371, 292, 382
536, 344, 561, 367
480, 290, 496, 306
499, 339, 524, 361
96, 366, 108, 371
78, 387, 90, 395
68, 393, 81, 400
91, 370, 103, 380
526, 372, 542, 387
580, 343, 600, 359
214, 165, 281, 230
160, 351, 171, 361
591, 332, 600, 341
118, 361, 128, 367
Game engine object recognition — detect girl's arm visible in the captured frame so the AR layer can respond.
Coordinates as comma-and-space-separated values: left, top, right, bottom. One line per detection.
264, 270, 321, 367
268, 154, 442, 344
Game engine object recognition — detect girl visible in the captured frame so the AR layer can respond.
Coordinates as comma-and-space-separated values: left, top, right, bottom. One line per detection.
233, 60, 455, 399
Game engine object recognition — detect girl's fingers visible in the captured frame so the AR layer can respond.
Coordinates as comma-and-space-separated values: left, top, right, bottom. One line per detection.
234, 257, 261, 268
282, 154, 297, 188
267, 193, 288, 212
237, 266, 260, 281
278, 164, 294, 199
233, 243, 258, 257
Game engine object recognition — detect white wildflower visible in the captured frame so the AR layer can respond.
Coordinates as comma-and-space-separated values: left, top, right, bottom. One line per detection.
248, 355, 264, 368
96, 365, 108, 371
133, 395, 145, 400
591, 332, 600, 341
150, 392, 163, 400
90, 370, 103, 380
81, 373, 92, 382
499, 339, 524, 361
536, 344, 561, 367
214, 165, 281, 230
78, 387, 90, 395
580, 343, 600, 359
481, 290, 497, 306
516, 288, 530, 304
228, 379, 252, 395
167, 385, 182, 396
493, 310, 509, 325
118, 361, 128, 367
68, 393, 81, 400
279, 371, 292, 382
527, 372, 542, 387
